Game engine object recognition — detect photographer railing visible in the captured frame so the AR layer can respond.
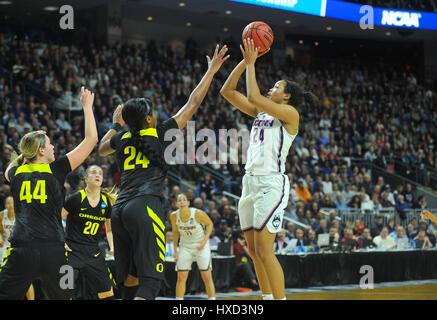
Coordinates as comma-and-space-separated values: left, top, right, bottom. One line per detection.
323, 208, 437, 229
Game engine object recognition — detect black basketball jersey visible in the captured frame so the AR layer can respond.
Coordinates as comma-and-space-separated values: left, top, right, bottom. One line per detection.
7, 156, 71, 243
110, 118, 178, 204
64, 190, 112, 246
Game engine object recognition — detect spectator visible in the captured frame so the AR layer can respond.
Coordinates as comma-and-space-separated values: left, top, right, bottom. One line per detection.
334, 193, 349, 212
403, 183, 415, 208
193, 197, 206, 212
232, 231, 258, 289
55, 112, 72, 131
285, 221, 297, 241
295, 180, 312, 204
360, 191, 374, 211
406, 223, 416, 242
373, 227, 396, 250
348, 195, 361, 209
208, 228, 221, 252
342, 184, 356, 204
321, 194, 335, 208
414, 195, 428, 210
341, 228, 359, 250
395, 195, 409, 220
413, 230, 433, 249
165, 231, 175, 259
329, 227, 340, 246
362, 174, 374, 196
294, 229, 308, 253
357, 228, 374, 248
389, 226, 408, 245
274, 229, 290, 253
370, 214, 385, 238
196, 172, 218, 200
316, 219, 329, 236
306, 229, 318, 250
380, 191, 395, 209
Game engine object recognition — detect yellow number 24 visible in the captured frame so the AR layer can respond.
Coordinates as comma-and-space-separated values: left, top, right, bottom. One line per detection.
123, 146, 150, 171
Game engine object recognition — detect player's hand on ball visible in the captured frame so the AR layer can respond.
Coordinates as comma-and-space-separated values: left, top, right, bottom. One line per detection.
64, 243, 72, 252
207, 44, 230, 74
113, 104, 125, 127
240, 38, 259, 65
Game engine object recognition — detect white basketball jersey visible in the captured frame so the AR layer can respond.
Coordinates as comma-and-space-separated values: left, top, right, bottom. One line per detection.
176, 208, 205, 247
1, 210, 15, 247
245, 112, 296, 175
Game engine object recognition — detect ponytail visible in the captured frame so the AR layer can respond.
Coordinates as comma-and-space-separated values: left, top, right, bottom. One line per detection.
303, 91, 319, 108
283, 80, 319, 108
101, 185, 118, 206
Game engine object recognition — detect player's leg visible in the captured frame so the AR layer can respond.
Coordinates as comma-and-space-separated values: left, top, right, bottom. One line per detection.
199, 270, 215, 299
123, 195, 166, 299
40, 244, 73, 300
238, 174, 273, 298
197, 244, 215, 299
85, 249, 116, 300
254, 227, 285, 299
252, 174, 289, 300
243, 230, 272, 297
0, 247, 35, 299
175, 271, 189, 299
175, 245, 194, 299
112, 202, 138, 299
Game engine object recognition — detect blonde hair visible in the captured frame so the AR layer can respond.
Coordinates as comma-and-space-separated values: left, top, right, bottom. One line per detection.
85, 165, 118, 205
9, 131, 46, 166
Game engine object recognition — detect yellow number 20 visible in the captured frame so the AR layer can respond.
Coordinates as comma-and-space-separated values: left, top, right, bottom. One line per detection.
19, 180, 48, 204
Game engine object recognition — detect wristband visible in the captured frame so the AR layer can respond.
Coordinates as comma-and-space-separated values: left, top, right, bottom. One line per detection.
111, 123, 123, 131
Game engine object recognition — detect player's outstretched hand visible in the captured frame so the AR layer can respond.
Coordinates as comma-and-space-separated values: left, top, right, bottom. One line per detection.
113, 104, 125, 127
80, 86, 95, 110
207, 44, 230, 74
65, 243, 72, 252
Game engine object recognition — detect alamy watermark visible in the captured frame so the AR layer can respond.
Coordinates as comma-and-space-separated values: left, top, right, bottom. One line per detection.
359, 265, 374, 289
59, 5, 74, 30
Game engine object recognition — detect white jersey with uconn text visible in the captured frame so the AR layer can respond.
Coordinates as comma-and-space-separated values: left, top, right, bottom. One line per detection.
176, 208, 205, 248
245, 112, 296, 175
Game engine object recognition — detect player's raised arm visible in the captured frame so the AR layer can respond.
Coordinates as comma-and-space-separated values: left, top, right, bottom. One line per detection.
66, 87, 98, 170
172, 44, 230, 130
220, 49, 269, 118
98, 104, 125, 157
241, 39, 299, 126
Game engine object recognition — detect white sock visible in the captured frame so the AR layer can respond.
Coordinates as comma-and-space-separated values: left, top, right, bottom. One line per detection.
275, 297, 286, 300
262, 294, 274, 300
175, 297, 183, 300
208, 297, 216, 300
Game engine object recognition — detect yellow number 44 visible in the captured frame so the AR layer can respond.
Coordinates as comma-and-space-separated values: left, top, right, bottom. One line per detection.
19, 180, 48, 204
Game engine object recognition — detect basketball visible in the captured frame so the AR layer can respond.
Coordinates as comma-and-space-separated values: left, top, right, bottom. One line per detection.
242, 21, 274, 54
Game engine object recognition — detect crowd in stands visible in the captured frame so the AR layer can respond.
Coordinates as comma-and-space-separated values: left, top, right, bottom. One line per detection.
0, 29, 436, 279
346, 0, 437, 12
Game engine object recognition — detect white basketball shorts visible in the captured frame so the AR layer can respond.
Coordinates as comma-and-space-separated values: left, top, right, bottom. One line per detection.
175, 242, 212, 272
238, 173, 289, 233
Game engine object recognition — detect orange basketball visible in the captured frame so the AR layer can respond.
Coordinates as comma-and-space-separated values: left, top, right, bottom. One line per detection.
242, 21, 274, 54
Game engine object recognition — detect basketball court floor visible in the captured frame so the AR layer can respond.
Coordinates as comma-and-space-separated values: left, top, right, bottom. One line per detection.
158, 279, 437, 300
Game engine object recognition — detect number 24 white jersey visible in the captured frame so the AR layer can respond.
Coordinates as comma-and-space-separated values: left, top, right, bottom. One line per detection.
245, 112, 297, 175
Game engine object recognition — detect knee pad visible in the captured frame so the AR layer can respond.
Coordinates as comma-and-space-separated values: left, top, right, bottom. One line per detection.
136, 278, 162, 300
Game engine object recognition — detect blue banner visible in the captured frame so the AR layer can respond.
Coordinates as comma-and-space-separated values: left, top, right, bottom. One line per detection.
228, 0, 437, 31
325, 0, 437, 30
229, 0, 326, 17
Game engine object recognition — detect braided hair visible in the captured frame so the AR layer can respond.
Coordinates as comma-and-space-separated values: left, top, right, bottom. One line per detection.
122, 98, 168, 171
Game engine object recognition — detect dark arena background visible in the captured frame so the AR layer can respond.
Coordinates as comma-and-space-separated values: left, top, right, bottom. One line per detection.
0, 0, 437, 306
